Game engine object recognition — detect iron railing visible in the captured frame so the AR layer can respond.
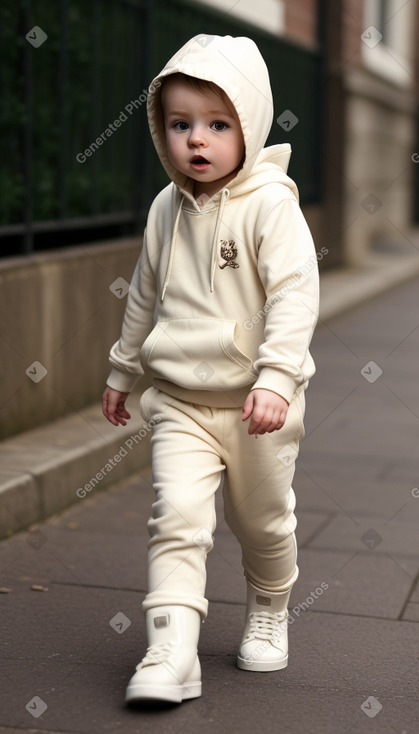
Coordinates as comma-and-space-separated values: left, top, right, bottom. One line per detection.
1, 0, 323, 256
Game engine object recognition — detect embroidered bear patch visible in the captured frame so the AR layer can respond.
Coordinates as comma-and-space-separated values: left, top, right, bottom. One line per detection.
219, 240, 239, 269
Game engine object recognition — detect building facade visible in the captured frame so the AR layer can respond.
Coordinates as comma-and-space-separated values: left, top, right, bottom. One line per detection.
196, 0, 419, 266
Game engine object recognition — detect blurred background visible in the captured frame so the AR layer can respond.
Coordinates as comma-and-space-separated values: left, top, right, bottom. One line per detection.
1, 0, 419, 439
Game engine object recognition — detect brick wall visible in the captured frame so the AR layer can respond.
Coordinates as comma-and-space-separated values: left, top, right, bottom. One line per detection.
282, 0, 318, 48
342, 0, 363, 66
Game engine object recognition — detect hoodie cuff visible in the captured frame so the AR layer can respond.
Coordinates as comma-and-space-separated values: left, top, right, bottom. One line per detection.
106, 367, 139, 394
251, 368, 297, 404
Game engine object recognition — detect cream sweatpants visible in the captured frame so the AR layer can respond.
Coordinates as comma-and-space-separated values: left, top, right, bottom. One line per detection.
139, 386, 306, 620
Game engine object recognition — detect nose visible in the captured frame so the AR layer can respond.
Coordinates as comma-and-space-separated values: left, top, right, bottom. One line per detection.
188, 124, 207, 147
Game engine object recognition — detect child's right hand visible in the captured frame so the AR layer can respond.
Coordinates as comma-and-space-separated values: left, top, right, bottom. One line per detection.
102, 386, 131, 426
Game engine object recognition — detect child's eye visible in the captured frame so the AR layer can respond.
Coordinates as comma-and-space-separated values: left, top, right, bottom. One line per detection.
211, 121, 228, 132
174, 121, 190, 131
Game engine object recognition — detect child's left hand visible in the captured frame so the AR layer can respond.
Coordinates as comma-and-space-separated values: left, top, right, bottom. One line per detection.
242, 389, 289, 435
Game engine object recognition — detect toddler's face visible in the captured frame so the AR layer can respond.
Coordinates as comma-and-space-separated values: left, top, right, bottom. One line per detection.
162, 78, 244, 199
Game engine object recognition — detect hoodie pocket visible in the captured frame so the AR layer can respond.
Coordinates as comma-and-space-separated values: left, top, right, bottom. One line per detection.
140, 318, 257, 390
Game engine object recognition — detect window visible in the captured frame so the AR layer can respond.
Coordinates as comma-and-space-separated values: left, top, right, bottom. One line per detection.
362, 0, 414, 86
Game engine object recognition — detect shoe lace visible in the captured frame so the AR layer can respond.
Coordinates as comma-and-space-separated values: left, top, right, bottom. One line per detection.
137, 642, 174, 669
244, 610, 288, 642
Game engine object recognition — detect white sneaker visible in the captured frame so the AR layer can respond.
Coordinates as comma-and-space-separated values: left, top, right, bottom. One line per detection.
237, 582, 290, 672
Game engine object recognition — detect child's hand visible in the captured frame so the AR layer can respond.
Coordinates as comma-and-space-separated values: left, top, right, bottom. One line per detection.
102, 386, 131, 426
242, 389, 289, 435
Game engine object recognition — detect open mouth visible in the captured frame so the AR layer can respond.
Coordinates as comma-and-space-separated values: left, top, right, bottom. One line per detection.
190, 155, 210, 170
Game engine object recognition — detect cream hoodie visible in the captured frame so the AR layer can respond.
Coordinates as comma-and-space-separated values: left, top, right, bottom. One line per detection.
107, 34, 319, 408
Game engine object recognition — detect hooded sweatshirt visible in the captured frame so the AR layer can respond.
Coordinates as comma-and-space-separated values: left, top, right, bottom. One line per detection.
107, 34, 319, 408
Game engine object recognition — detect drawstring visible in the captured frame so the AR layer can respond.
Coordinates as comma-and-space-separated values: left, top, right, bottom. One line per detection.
161, 195, 184, 301
161, 188, 230, 300
210, 188, 229, 292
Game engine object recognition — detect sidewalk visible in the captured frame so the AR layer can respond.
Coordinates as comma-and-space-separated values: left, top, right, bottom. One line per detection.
1, 257, 419, 733
2, 248, 419, 541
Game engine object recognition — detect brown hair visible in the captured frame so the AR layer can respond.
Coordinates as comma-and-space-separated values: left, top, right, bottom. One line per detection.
160, 72, 226, 103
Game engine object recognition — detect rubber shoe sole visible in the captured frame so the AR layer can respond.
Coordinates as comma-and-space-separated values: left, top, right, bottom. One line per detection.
125, 679, 202, 703
236, 653, 288, 672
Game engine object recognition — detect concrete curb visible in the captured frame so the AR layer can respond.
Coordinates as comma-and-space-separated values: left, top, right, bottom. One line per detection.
2, 249, 419, 538
0, 402, 151, 539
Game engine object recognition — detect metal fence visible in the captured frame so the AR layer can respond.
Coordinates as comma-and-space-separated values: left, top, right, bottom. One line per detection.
1, 0, 323, 256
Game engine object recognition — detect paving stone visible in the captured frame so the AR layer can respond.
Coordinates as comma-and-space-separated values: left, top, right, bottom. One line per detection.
293, 548, 416, 619
0, 525, 148, 591
402, 603, 419, 622
296, 471, 414, 519
303, 393, 419, 460
294, 510, 333, 547
309, 512, 419, 556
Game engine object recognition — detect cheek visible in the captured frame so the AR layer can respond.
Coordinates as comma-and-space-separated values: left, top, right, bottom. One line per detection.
231, 139, 244, 167
166, 134, 182, 164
